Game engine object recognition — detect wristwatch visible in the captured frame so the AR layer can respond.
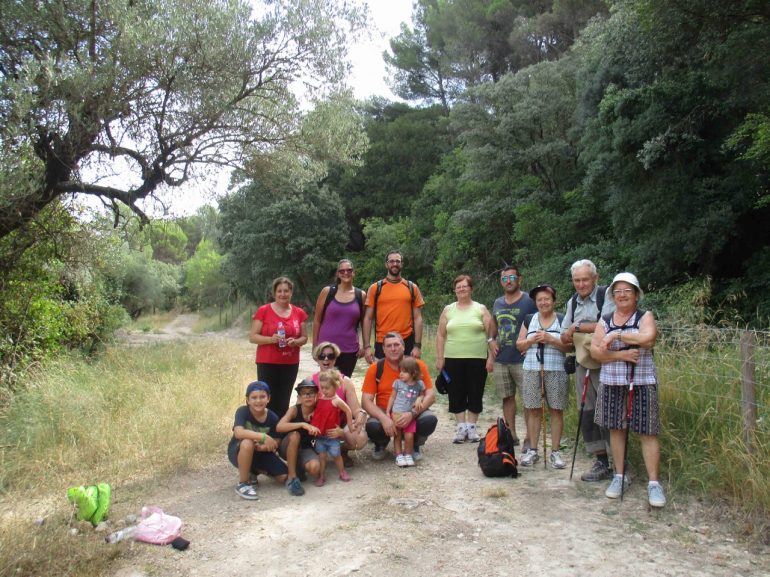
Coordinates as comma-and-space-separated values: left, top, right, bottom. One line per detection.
575, 321, 583, 333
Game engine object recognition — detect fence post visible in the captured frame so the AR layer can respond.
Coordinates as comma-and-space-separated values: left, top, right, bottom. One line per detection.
740, 330, 757, 453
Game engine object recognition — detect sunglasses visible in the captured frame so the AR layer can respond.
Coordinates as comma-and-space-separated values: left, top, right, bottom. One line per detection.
501, 275, 518, 282
318, 353, 336, 361
337, 268, 353, 274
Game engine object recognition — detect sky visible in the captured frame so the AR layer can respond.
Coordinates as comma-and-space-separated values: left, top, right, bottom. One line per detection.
142, 0, 415, 217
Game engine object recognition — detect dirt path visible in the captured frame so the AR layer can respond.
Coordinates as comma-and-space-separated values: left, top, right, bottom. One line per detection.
111, 322, 768, 577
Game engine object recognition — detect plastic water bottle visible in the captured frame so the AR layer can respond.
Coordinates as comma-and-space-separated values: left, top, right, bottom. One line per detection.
277, 322, 286, 348
105, 525, 138, 543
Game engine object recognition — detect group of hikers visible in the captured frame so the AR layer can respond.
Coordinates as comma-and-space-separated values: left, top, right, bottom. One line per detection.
228, 251, 666, 509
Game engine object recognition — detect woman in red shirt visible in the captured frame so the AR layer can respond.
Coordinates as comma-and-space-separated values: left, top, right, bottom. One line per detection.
249, 277, 308, 417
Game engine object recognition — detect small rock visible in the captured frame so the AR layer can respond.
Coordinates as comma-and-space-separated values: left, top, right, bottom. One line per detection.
33, 517, 46, 526
125, 514, 138, 524
95, 521, 110, 533
70, 528, 79, 536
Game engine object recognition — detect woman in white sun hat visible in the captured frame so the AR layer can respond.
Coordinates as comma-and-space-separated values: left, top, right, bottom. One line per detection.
591, 272, 666, 508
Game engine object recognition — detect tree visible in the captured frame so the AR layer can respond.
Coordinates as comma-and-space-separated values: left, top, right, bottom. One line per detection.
219, 179, 348, 308
0, 0, 365, 240
184, 239, 227, 309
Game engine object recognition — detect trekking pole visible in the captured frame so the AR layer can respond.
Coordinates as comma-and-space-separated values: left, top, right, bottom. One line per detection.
620, 362, 635, 501
538, 343, 547, 469
569, 370, 590, 481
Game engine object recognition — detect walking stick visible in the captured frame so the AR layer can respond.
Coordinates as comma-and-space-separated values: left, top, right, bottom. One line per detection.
570, 370, 590, 480
620, 362, 635, 501
538, 343, 547, 469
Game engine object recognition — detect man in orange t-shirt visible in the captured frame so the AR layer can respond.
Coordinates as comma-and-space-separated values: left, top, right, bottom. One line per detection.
362, 250, 425, 362
361, 332, 437, 461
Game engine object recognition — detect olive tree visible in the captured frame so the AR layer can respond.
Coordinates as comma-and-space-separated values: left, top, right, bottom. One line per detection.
0, 0, 365, 240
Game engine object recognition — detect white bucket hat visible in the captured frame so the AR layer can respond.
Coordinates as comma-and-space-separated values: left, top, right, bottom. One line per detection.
608, 272, 643, 302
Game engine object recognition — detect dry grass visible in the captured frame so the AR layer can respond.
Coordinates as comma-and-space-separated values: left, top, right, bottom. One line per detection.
0, 337, 254, 577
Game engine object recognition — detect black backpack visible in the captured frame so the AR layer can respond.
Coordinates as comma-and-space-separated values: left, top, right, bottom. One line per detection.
478, 418, 518, 478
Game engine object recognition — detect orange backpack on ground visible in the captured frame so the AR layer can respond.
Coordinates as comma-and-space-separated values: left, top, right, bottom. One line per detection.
477, 418, 518, 478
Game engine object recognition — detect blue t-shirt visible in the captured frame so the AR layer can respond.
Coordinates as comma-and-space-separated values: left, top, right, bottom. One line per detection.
492, 293, 537, 364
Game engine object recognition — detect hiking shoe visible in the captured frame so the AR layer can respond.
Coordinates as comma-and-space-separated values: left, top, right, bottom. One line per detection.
372, 444, 386, 460
605, 474, 630, 499
412, 446, 423, 461
466, 424, 481, 443
550, 451, 566, 469
395, 453, 408, 467
581, 459, 612, 482
286, 477, 305, 497
453, 423, 467, 444
648, 482, 666, 508
236, 482, 259, 500
404, 453, 415, 467
520, 449, 539, 466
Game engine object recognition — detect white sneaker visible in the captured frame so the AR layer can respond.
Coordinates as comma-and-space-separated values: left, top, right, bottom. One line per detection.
520, 449, 539, 466
452, 423, 467, 444
549, 451, 566, 469
466, 424, 481, 443
605, 474, 631, 499
648, 482, 666, 508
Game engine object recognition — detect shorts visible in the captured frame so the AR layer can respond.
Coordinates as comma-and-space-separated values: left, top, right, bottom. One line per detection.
493, 362, 524, 399
522, 370, 568, 410
391, 412, 417, 434
228, 440, 288, 477
595, 383, 660, 435
278, 435, 319, 466
314, 436, 342, 457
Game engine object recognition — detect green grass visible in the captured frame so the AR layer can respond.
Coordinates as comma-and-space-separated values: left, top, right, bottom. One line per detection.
125, 310, 176, 333
0, 338, 255, 577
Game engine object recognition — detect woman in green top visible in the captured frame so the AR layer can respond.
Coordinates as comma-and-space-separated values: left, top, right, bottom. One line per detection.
436, 275, 496, 443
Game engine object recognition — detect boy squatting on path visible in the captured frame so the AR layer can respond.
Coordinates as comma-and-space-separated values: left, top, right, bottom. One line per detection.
228, 381, 288, 500
386, 357, 426, 467
310, 371, 356, 486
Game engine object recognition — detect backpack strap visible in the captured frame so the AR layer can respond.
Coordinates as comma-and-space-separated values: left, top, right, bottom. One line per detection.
374, 358, 386, 385
568, 293, 579, 325
319, 285, 338, 325
595, 285, 607, 320
602, 308, 647, 333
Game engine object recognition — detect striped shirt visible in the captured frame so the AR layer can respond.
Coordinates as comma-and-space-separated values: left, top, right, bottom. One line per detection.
599, 311, 657, 386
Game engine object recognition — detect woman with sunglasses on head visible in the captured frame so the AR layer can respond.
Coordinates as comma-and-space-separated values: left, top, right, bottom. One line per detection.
311, 342, 369, 462
312, 259, 365, 377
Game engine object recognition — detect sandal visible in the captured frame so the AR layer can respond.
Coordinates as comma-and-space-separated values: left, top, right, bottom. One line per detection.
314, 476, 326, 487
339, 470, 351, 482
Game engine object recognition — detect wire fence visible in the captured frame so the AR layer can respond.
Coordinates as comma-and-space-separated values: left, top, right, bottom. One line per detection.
422, 324, 769, 452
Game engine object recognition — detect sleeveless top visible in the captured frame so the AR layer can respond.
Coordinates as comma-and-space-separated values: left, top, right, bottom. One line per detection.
317, 297, 361, 353
289, 403, 314, 449
444, 301, 487, 359
599, 310, 657, 386
309, 396, 340, 435
522, 313, 565, 372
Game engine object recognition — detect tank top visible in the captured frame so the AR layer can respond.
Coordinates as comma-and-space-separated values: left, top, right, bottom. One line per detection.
309, 396, 340, 435
317, 298, 361, 352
